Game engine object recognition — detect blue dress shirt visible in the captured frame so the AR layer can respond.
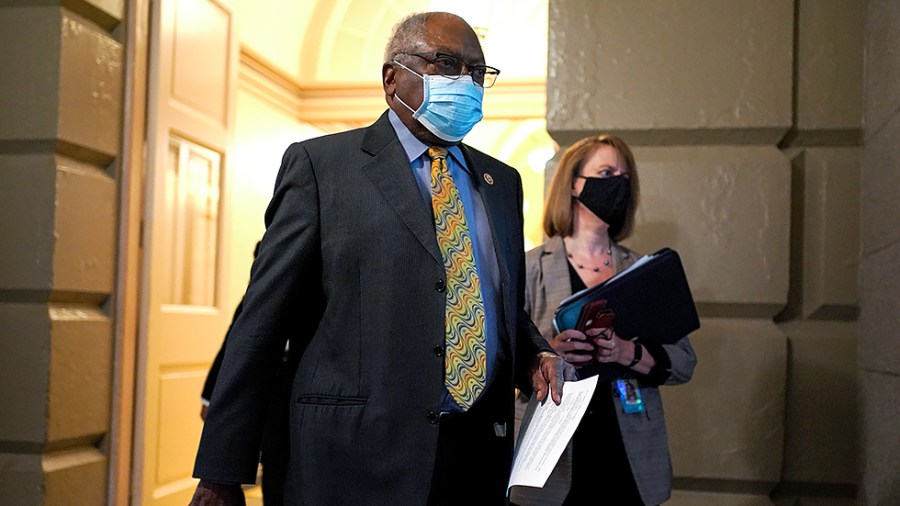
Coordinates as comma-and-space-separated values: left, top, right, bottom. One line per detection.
388, 110, 503, 412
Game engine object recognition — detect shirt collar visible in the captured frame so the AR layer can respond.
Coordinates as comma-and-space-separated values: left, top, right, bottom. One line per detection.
387, 109, 469, 172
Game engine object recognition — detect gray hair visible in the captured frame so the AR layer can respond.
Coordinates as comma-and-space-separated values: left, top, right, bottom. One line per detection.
384, 12, 431, 63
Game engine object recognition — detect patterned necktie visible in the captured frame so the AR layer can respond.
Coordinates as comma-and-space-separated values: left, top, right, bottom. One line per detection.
428, 146, 487, 411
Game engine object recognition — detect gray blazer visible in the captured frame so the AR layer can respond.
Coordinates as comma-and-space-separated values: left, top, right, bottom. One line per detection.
514, 235, 697, 506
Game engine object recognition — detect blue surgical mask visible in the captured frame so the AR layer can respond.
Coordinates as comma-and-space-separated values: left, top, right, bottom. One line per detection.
393, 61, 484, 142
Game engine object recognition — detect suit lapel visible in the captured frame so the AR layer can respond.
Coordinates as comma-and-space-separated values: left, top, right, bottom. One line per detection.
541, 236, 573, 302
462, 146, 511, 286
361, 112, 442, 264
460, 146, 518, 348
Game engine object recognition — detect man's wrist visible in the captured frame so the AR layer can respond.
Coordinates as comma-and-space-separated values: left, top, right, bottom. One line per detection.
192, 480, 245, 506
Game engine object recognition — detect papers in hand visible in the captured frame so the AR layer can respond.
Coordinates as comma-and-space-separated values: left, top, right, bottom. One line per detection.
507, 376, 599, 492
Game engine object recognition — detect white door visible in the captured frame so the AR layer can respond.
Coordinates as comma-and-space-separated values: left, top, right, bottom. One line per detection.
134, 0, 238, 504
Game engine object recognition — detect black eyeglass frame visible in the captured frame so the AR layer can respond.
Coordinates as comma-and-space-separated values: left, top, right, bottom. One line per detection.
395, 52, 501, 88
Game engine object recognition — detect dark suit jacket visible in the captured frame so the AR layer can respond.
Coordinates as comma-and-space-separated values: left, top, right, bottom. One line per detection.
201, 243, 259, 405
201, 243, 290, 506
201, 298, 243, 405
193, 111, 551, 504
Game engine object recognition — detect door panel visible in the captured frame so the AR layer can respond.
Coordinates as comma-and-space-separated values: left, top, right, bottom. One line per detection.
170, 0, 231, 122
155, 369, 207, 484
135, 0, 237, 504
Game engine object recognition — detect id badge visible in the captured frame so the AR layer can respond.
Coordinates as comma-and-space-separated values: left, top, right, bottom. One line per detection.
616, 378, 644, 413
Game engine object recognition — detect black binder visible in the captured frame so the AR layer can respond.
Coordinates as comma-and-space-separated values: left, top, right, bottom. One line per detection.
552, 248, 701, 381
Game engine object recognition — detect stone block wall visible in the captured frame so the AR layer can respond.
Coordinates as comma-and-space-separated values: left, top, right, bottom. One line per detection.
0, 1, 124, 504
860, 1, 900, 504
547, 1, 863, 503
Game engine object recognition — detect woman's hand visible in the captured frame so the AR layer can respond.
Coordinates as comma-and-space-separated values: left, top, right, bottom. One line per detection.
549, 329, 595, 366
590, 327, 631, 365
591, 328, 655, 374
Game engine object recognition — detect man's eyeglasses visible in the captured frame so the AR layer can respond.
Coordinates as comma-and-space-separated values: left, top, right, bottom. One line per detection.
395, 52, 501, 88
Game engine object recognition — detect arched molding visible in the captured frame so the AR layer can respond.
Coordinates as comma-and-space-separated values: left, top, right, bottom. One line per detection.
240, 45, 545, 124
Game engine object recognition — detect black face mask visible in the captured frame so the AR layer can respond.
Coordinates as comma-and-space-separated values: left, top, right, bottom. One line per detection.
576, 175, 631, 235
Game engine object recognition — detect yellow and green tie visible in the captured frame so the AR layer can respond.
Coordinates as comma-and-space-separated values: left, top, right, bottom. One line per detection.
428, 146, 487, 411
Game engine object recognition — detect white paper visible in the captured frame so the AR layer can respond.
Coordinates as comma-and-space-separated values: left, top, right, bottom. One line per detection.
507, 375, 599, 492
607, 252, 654, 283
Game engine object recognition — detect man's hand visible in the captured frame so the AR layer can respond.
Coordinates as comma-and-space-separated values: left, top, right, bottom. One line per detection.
189, 480, 246, 506
530, 352, 577, 405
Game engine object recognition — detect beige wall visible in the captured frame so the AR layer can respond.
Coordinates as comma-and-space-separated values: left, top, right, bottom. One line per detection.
227, 66, 327, 310
548, 0, 863, 503
0, 1, 124, 505
860, 1, 900, 504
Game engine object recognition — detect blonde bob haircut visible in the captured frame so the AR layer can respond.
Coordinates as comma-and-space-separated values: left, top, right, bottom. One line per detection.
543, 134, 640, 242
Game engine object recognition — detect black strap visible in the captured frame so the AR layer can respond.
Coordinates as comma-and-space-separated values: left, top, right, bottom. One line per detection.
627, 343, 643, 368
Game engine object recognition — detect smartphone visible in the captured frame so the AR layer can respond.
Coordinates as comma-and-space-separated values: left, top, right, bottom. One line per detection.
574, 298, 615, 335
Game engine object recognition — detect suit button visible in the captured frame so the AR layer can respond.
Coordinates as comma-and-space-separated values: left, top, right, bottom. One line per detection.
435, 279, 445, 292
433, 345, 444, 357
426, 411, 439, 424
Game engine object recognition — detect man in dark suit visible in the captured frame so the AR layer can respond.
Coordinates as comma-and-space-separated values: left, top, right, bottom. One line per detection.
190, 11, 573, 505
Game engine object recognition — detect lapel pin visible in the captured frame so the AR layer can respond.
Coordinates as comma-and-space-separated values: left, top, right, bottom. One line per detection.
483, 173, 494, 185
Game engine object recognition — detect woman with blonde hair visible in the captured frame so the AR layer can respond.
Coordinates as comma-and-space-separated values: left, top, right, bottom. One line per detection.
513, 135, 696, 506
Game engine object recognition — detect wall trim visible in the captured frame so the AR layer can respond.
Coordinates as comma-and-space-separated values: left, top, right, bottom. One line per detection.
238, 46, 546, 123
110, 0, 148, 504
238, 46, 303, 116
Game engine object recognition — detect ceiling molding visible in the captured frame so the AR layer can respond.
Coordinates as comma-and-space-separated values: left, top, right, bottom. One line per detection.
238, 47, 303, 116
239, 45, 546, 123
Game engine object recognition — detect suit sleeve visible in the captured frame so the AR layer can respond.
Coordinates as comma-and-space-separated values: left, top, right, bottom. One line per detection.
511, 170, 554, 393
639, 335, 697, 387
193, 143, 323, 484
661, 336, 696, 385
200, 300, 240, 404
201, 241, 261, 404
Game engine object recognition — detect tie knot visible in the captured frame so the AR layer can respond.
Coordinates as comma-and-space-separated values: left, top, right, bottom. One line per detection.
428, 146, 448, 161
